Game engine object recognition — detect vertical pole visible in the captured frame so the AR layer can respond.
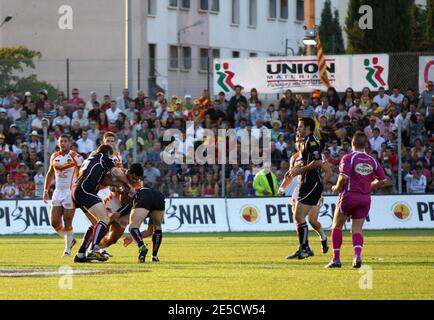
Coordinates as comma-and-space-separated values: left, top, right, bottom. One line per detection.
207, 54, 211, 95
221, 164, 226, 197
138, 58, 141, 91
66, 58, 70, 100
398, 123, 402, 194
43, 126, 48, 177
128, 0, 133, 94
304, 0, 315, 56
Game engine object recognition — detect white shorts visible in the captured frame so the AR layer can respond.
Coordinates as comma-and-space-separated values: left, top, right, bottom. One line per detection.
291, 184, 300, 208
52, 189, 74, 210
103, 194, 122, 214
97, 188, 111, 201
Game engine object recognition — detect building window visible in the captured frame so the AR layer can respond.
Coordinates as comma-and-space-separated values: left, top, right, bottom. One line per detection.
211, 0, 220, 12
249, 52, 258, 57
200, 48, 209, 71
212, 49, 220, 59
181, 0, 191, 9
296, 0, 304, 21
200, 0, 208, 11
148, 0, 157, 15
269, 0, 277, 19
280, 0, 288, 20
248, 0, 257, 26
231, 0, 240, 25
169, 46, 179, 69
169, 0, 178, 8
182, 46, 192, 70
232, 51, 240, 58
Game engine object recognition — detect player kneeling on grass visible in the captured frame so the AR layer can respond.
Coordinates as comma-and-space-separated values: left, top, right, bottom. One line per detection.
326, 132, 389, 269
121, 188, 165, 263
279, 134, 332, 257
72, 144, 135, 263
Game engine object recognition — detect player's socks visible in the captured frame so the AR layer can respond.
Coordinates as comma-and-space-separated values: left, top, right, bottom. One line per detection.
152, 229, 163, 257
78, 226, 94, 254
130, 228, 144, 248
331, 228, 343, 261
352, 233, 364, 259
297, 222, 309, 250
54, 224, 66, 238
64, 226, 74, 253
91, 221, 108, 250
318, 228, 327, 241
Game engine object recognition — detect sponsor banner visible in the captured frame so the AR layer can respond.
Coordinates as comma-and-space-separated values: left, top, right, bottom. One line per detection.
0, 196, 433, 234
226, 195, 434, 232
419, 56, 434, 93
214, 54, 389, 94
0, 201, 90, 235
163, 198, 229, 233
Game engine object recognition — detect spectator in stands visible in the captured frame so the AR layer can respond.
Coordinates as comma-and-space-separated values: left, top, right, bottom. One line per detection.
7, 98, 22, 122
230, 172, 248, 197
201, 172, 219, 197
76, 130, 95, 157
31, 109, 48, 132
405, 165, 427, 193
227, 85, 248, 125
419, 81, 434, 113
15, 109, 32, 142
390, 86, 404, 112
315, 97, 335, 119
369, 128, 385, 154
106, 100, 121, 123
143, 160, 160, 187
116, 88, 132, 111
85, 91, 98, 112
253, 162, 279, 197
299, 98, 315, 119
67, 88, 85, 114
1, 174, 19, 199
360, 87, 373, 112
0, 88, 16, 108
33, 161, 45, 199
185, 174, 201, 197
52, 106, 71, 131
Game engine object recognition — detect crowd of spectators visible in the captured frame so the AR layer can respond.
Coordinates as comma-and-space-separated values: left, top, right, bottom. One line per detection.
0, 80, 433, 199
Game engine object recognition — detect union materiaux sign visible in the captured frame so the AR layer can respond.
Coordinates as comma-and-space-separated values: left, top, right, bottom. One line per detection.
214, 54, 389, 94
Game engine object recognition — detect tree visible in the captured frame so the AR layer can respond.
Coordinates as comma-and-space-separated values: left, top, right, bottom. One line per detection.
410, 3, 428, 51
345, 0, 363, 53
318, 0, 346, 54
426, 0, 434, 49
345, 0, 413, 53
332, 9, 346, 54
0, 46, 56, 99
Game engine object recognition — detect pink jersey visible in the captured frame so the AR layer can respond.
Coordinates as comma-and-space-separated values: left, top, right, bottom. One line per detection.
339, 151, 386, 195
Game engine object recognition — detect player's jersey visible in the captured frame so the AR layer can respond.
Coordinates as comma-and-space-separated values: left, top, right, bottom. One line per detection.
76, 152, 116, 194
111, 151, 122, 168
301, 133, 322, 185
51, 150, 83, 190
339, 151, 387, 195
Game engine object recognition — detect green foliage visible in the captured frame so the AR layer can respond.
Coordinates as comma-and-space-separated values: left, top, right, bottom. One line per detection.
0, 46, 56, 99
345, 0, 363, 53
318, 0, 346, 54
426, 0, 434, 49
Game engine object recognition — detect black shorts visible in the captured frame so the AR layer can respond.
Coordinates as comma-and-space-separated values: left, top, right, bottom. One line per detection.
72, 185, 102, 212
297, 181, 323, 206
133, 189, 166, 212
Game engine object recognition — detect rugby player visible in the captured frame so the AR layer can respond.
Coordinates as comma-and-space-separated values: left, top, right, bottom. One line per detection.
326, 132, 389, 268
123, 213, 164, 262
119, 187, 166, 263
98, 163, 144, 254
72, 144, 135, 263
280, 134, 331, 257
44, 135, 83, 256
286, 118, 325, 260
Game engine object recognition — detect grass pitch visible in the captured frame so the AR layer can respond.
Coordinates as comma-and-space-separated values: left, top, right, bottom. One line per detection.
0, 230, 433, 300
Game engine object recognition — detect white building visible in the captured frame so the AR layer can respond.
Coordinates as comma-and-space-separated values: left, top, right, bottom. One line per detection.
0, 0, 347, 100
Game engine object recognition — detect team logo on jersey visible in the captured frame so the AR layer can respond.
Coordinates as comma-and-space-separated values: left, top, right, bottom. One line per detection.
391, 202, 412, 221
240, 205, 260, 224
355, 163, 373, 176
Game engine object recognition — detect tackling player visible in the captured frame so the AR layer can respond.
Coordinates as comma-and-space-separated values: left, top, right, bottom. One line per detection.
286, 118, 325, 260
120, 187, 166, 263
72, 144, 134, 263
44, 135, 83, 256
280, 134, 331, 257
326, 132, 389, 268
